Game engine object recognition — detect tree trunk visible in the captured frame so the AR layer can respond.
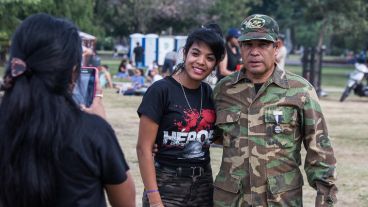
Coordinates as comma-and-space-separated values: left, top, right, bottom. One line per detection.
317, 18, 328, 51
314, 18, 328, 96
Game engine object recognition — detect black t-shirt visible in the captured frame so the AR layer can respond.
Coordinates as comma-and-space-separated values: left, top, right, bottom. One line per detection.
217, 44, 242, 81
226, 44, 242, 72
137, 76, 215, 167
133, 46, 144, 62
55, 113, 129, 207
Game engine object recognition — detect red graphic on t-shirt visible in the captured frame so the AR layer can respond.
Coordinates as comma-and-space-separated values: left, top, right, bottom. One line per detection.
176, 109, 215, 132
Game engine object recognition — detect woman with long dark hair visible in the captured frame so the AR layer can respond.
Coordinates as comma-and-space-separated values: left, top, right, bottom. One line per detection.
0, 13, 135, 207
136, 25, 225, 207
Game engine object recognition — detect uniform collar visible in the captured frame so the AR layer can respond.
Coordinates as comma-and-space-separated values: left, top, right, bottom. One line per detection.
230, 64, 289, 89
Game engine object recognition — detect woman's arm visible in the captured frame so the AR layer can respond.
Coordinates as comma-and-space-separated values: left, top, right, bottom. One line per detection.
136, 115, 163, 206
218, 52, 233, 77
105, 72, 114, 88
105, 171, 136, 207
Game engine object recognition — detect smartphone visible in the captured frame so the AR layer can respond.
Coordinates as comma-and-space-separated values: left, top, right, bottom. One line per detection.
72, 67, 97, 107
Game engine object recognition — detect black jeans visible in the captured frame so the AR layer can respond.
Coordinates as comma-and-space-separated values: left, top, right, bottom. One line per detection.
142, 163, 213, 207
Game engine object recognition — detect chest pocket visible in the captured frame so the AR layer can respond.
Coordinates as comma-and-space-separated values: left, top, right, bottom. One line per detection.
264, 106, 299, 148
215, 110, 241, 147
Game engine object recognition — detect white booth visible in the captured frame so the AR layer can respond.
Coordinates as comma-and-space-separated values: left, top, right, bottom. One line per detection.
174, 35, 187, 52
128, 34, 188, 67
157, 36, 175, 66
174, 35, 187, 64
144, 34, 159, 67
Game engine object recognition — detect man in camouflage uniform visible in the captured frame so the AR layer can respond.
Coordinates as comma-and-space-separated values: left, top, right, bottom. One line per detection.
213, 14, 337, 207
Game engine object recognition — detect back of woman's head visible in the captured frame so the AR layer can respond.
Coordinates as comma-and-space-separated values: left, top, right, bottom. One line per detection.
0, 13, 82, 207
5, 13, 82, 93
183, 26, 225, 64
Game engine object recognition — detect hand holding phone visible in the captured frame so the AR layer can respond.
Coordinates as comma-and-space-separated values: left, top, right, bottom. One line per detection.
74, 67, 107, 119
72, 67, 97, 107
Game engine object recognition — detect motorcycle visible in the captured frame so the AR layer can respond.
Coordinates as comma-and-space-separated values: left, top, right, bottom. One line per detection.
340, 62, 368, 102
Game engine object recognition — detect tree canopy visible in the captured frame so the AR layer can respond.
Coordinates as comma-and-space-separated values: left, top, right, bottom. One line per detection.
1, 0, 367, 55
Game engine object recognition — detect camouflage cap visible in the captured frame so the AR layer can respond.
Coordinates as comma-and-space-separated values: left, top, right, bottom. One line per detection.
238, 14, 279, 42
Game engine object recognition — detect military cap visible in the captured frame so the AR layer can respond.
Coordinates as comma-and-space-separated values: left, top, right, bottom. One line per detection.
238, 14, 279, 42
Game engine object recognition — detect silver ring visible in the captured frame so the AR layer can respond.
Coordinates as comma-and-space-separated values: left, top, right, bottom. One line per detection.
95, 93, 103, 98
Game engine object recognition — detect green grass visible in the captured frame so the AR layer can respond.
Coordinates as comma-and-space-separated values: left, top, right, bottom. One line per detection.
287, 65, 353, 88
287, 54, 346, 61
100, 59, 121, 74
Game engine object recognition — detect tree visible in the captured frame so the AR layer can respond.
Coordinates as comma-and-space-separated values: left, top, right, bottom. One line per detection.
1, 0, 367, 57
99, 0, 215, 39
0, 0, 103, 64
270, 0, 368, 54
0, 0, 45, 65
208, 0, 261, 31
148, 0, 214, 35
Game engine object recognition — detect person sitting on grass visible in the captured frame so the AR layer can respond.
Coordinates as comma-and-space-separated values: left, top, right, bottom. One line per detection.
115, 59, 129, 79
150, 67, 163, 84
98, 64, 113, 88
122, 69, 147, 96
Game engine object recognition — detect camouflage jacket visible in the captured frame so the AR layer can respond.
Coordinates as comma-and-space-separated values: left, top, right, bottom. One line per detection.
213, 66, 337, 207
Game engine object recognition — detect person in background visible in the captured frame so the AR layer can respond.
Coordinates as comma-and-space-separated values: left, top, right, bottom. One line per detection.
98, 64, 113, 88
201, 22, 226, 87
162, 49, 177, 76
150, 67, 163, 83
213, 14, 337, 207
123, 69, 147, 96
216, 28, 242, 82
133, 42, 144, 68
136, 25, 225, 207
146, 60, 159, 79
87, 50, 101, 68
126, 60, 134, 70
276, 34, 288, 70
115, 59, 129, 79
148, 60, 159, 72
0, 13, 135, 207
130, 69, 145, 89
82, 45, 93, 66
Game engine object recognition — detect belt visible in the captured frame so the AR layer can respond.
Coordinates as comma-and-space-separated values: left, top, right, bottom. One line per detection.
155, 162, 210, 178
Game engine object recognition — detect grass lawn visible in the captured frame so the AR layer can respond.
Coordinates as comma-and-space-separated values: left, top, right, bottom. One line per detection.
287, 65, 353, 88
